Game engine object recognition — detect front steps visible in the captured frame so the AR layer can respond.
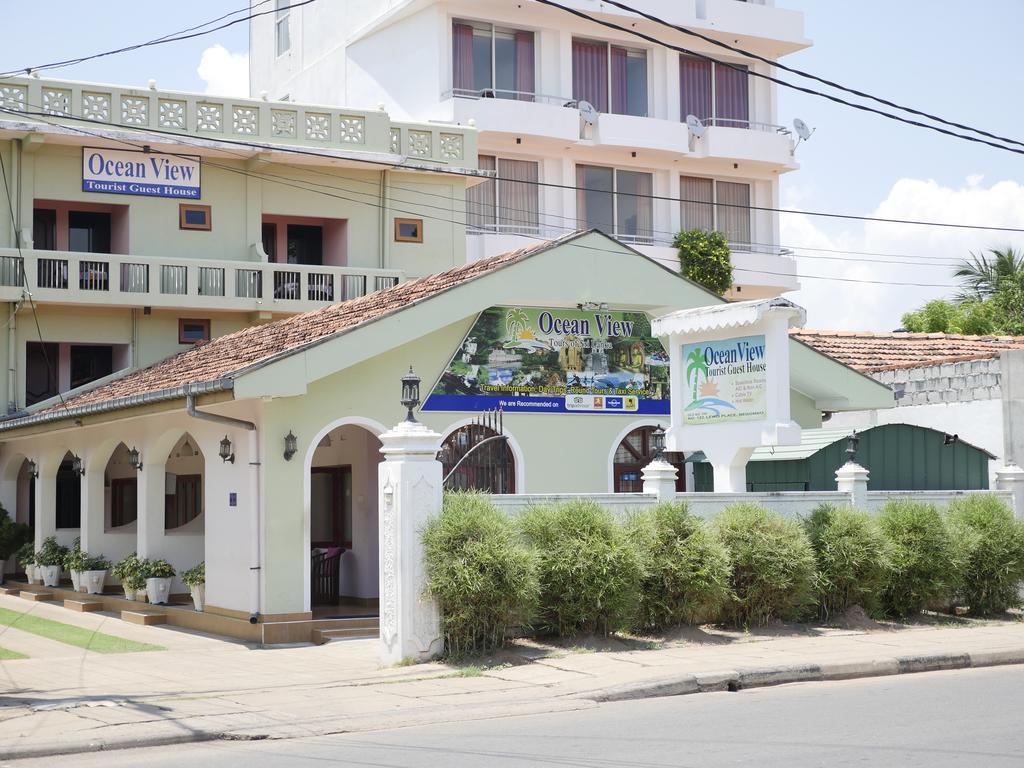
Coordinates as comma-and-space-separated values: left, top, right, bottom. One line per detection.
311, 618, 379, 645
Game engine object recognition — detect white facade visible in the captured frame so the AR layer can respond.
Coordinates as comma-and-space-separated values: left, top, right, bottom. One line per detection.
250, 0, 811, 300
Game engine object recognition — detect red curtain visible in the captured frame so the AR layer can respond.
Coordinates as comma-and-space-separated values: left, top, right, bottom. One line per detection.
515, 32, 535, 101
572, 40, 608, 113
452, 23, 475, 93
610, 46, 628, 115
679, 56, 712, 122
715, 63, 749, 126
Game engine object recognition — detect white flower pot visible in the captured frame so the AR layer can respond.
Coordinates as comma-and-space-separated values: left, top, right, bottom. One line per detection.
70, 570, 81, 591
189, 584, 205, 612
83, 570, 106, 595
146, 577, 172, 605
27, 565, 41, 584
40, 565, 61, 587
123, 583, 135, 599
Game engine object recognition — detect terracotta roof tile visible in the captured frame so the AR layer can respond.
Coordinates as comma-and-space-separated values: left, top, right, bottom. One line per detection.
32, 234, 573, 418
791, 329, 1024, 373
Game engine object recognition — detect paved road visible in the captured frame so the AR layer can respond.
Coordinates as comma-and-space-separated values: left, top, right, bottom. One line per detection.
9, 665, 1024, 767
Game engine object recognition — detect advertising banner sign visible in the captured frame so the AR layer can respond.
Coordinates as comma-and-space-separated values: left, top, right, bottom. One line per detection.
681, 334, 767, 424
423, 306, 670, 415
82, 147, 201, 199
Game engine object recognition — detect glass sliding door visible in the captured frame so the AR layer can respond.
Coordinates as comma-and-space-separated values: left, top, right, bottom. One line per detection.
679, 56, 712, 122
680, 176, 714, 231
576, 165, 614, 234
615, 170, 653, 244
611, 46, 648, 117
679, 176, 752, 245
467, 155, 497, 231
715, 64, 749, 127
498, 159, 539, 234
574, 40, 647, 116
453, 21, 534, 100
680, 56, 749, 126
572, 39, 608, 112
716, 181, 751, 245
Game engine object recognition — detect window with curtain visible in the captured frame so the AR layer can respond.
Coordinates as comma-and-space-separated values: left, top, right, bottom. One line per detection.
573, 40, 648, 116
453, 21, 535, 100
275, 0, 290, 56
679, 56, 749, 126
467, 156, 539, 234
577, 165, 653, 242
679, 176, 751, 245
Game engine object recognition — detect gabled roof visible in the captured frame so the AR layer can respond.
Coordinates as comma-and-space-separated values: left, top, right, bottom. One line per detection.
791, 329, 1024, 373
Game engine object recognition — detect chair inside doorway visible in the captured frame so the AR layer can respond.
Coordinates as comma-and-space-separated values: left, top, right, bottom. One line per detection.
310, 465, 351, 605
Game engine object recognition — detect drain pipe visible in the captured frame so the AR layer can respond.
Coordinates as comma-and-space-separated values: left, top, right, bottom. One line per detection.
186, 393, 262, 624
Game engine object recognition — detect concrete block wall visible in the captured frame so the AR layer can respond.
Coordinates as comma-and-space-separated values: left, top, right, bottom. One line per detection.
870, 357, 1002, 407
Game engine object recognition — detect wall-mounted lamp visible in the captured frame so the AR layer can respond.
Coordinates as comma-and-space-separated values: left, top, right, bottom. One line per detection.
651, 426, 666, 460
70, 454, 85, 476
944, 433, 959, 446
401, 366, 421, 423
219, 435, 235, 464
383, 478, 395, 508
283, 431, 298, 461
128, 447, 143, 472
26, 460, 38, 479
845, 431, 860, 462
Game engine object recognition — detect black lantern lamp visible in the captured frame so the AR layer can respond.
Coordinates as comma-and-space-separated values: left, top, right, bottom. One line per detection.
845, 430, 860, 462
128, 447, 143, 471
401, 366, 421, 423
283, 431, 298, 461
26, 460, 38, 479
71, 454, 85, 476
219, 435, 235, 464
651, 426, 666, 460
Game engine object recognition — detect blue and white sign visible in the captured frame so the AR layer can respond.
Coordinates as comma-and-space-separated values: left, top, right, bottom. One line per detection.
82, 147, 201, 199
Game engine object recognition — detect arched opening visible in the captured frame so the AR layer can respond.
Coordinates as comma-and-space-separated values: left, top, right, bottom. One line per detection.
439, 423, 516, 493
15, 458, 35, 529
309, 423, 383, 611
164, 434, 204, 531
56, 451, 82, 530
612, 426, 686, 493
104, 443, 137, 530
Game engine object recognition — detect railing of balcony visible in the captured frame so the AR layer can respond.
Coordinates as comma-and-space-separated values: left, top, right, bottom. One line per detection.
443, 88, 571, 106
0, 249, 405, 310
703, 117, 791, 134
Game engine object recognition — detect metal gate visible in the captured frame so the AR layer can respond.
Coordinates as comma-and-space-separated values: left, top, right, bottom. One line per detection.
439, 409, 515, 493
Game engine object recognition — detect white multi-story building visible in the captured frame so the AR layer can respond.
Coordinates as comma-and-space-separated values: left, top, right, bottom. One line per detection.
251, 0, 809, 300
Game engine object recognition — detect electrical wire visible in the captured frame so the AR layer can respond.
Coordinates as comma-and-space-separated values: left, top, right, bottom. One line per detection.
3, 102, 1022, 236
601, 0, 1024, 151
533, 0, 1024, 157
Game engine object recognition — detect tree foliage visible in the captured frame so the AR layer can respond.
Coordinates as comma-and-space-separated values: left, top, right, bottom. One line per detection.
673, 229, 733, 295
901, 299, 997, 335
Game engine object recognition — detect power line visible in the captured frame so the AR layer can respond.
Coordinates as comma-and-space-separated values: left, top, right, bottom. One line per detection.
3, 106, 961, 292
601, 0, 1024, 151
4, 102, 1023, 236
533, 0, 1024, 157
0, 0, 314, 78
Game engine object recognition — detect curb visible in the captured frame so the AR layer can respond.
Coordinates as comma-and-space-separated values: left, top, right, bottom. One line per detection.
575, 647, 1024, 703
0, 731, 224, 762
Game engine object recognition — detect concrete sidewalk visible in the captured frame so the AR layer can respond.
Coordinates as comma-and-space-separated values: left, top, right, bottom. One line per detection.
0, 595, 1022, 760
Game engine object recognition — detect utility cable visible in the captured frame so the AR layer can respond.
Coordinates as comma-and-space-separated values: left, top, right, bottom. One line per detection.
601, 0, 1024, 150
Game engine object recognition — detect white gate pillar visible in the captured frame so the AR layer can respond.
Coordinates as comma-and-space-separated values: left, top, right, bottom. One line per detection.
378, 419, 444, 665
835, 461, 870, 509
642, 458, 678, 501
995, 464, 1024, 519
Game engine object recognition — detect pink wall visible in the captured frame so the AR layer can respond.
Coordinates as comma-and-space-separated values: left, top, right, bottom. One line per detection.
34, 199, 129, 254
261, 214, 348, 267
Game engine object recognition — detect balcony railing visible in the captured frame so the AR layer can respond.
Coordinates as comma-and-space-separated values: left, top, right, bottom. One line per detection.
0, 249, 404, 312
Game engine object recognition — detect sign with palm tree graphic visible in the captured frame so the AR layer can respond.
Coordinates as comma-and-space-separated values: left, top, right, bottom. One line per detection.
681, 335, 767, 424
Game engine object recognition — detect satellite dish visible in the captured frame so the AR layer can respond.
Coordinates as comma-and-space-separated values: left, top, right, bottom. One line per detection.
685, 114, 706, 138
793, 118, 814, 145
578, 100, 599, 126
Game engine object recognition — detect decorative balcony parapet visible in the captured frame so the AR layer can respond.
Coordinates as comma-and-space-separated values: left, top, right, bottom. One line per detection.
0, 76, 477, 168
0, 248, 403, 313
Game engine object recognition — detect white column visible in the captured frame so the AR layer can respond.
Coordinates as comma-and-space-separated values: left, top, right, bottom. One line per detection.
705, 446, 754, 493
995, 464, 1024, 519
34, 458, 58, 550
378, 419, 443, 665
136, 457, 165, 558
642, 458, 678, 502
80, 465, 105, 554
835, 461, 870, 509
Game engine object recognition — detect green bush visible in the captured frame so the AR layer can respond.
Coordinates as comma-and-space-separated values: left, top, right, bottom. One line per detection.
626, 501, 731, 629
946, 495, 1024, 615
713, 503, 816, 627
145, 559, 175, 579
802, 504, 891, 619
64, 538, 88, 572
112, 553, 146, 591
15, 541, 35, 570
35, 536, 68, 568
181, 562, 206, 588
0, 506, 31, 564
520, 500, 642, 636
877, 499, 961, 617
673, 229, 733, 295
83, 554, 111, 571
423, 492, 537, 656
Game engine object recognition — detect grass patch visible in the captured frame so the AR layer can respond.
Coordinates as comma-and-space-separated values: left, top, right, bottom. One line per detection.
0, 645, 27, 660
0, 607, 164, 654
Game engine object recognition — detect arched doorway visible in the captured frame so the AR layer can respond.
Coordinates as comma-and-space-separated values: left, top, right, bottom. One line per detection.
55, 451, 82, 530
104, 443, 138, 530
439, 424, 516, 493
308, 423, 383, 610
612, 426, 686, 493
164, 434, 205, 532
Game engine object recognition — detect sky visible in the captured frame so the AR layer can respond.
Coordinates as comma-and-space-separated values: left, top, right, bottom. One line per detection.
1, 1, 1022, 332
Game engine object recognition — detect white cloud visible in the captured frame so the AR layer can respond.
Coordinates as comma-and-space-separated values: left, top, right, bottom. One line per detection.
784, 177, 1024, 332
196, 44, 249, 97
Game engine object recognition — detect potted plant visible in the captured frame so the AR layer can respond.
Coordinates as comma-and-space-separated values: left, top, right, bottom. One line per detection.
16, 542, 37, 583
112, 553, 146, 600
144, 559, 175, 605
82, 555, 111, 595
0, 508, 31, 586
181, 562, 205, 611
65, 538, 88, 592
36, 536, 68, 587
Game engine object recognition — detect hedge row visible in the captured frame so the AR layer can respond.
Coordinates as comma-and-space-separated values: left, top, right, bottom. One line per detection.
422, 492, 1024, 657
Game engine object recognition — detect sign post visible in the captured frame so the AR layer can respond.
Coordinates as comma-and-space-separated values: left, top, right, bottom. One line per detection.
652, 298, 806, 492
